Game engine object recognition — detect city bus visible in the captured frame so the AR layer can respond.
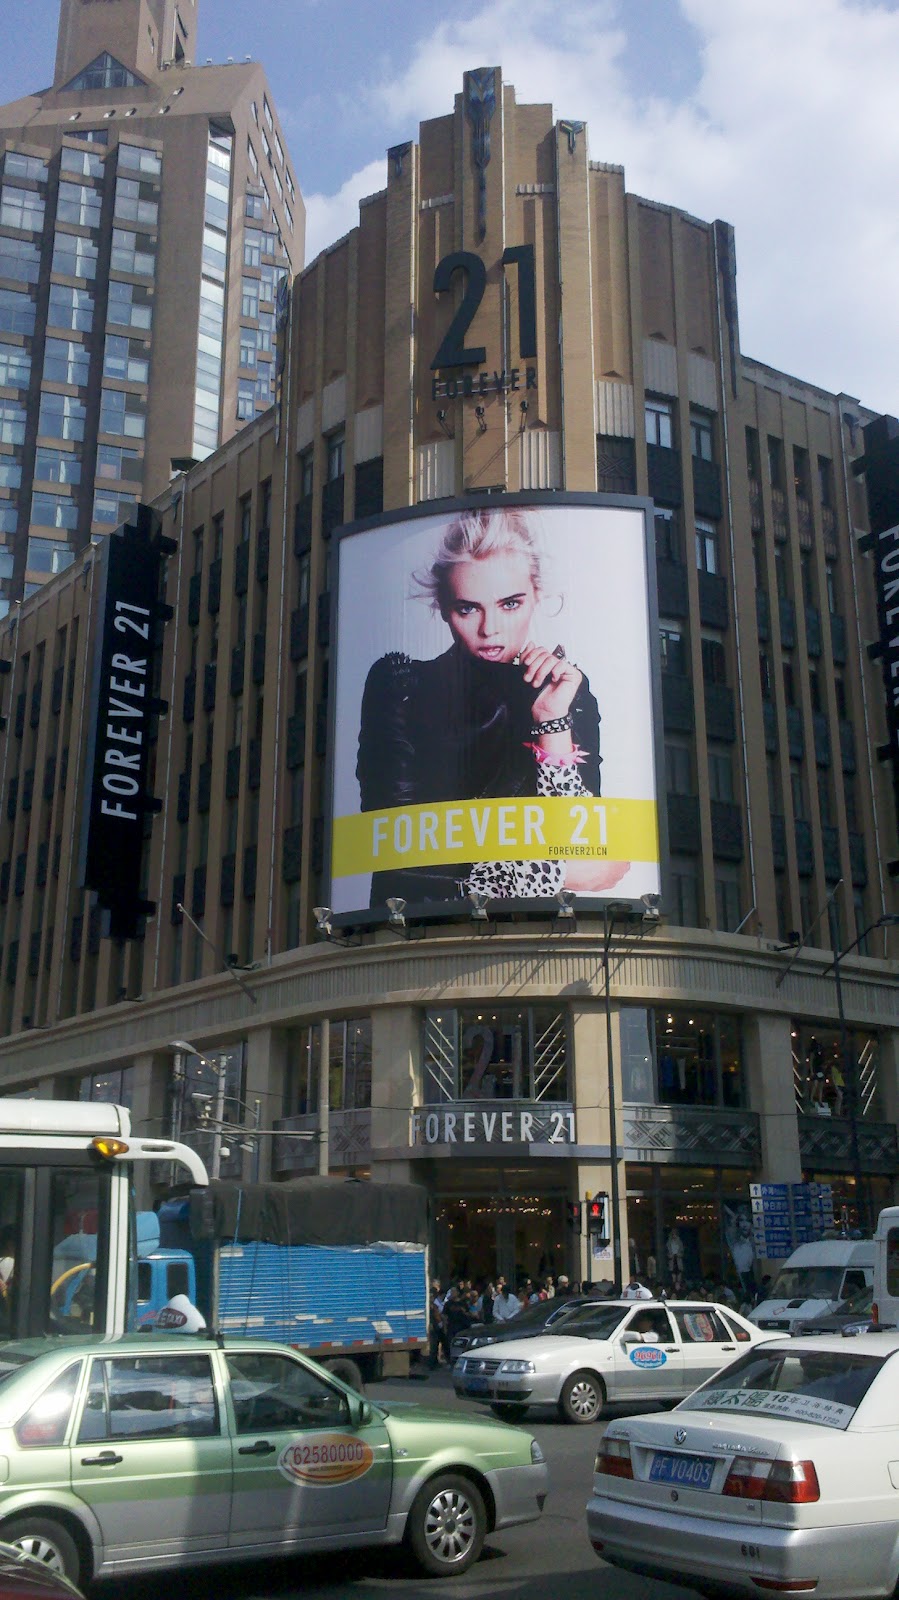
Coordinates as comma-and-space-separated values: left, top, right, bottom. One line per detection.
0, 1098, 207, 1344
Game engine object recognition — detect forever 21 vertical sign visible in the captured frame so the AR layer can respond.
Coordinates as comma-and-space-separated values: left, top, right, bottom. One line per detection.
80, 505, 175, 939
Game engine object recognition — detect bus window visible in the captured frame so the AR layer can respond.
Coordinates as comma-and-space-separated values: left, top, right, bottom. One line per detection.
49, 1171, 110, 1334
0, 1171, 24, 1337
886, 1229, 899, 1298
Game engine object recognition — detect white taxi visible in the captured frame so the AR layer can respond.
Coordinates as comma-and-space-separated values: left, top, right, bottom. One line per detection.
453, 1300, 766, 1423
587, 1331, 899, 1600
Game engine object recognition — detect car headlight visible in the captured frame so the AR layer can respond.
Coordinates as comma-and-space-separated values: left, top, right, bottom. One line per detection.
467, 1336, 487, 1349
530, 1439, 545, 1464
500, 1359, 535, 1374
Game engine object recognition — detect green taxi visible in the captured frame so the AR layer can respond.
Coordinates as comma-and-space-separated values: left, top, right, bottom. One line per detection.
0, 1334, 547, 1586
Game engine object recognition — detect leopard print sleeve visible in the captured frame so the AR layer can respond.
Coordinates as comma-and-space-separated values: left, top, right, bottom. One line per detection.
462, 749, 590, 900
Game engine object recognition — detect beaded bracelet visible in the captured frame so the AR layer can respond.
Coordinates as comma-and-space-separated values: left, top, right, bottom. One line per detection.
530, 714, 573, 736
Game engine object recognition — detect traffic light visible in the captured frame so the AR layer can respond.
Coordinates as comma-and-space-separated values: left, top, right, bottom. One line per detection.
587, 1195, 610, 1243
566, 1200, 583, 1232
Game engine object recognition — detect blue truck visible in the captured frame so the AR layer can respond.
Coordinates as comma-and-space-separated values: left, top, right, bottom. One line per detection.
138, 1175, 429, 1388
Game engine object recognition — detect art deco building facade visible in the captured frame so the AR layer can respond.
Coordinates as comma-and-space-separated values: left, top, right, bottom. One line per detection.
0, 0, 301, 608
0, 67, 894, 1289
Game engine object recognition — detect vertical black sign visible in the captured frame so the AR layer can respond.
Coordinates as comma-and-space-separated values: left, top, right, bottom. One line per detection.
854, 415, 899, 875
80, 505, 175, 938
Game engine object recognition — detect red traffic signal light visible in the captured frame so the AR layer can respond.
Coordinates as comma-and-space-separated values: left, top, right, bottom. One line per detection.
587, 1195, 610, 1239
566, 1200, 583, 1231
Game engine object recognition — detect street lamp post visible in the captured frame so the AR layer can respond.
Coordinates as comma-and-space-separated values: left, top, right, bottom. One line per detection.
602, 903, 624, 1297
826, 900, 865, 1232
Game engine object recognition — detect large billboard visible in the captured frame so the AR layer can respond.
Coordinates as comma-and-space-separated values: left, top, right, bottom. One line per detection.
329, 495, 662, 919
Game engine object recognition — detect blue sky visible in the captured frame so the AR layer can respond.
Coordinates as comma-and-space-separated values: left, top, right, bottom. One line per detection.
3, 0, 899, 414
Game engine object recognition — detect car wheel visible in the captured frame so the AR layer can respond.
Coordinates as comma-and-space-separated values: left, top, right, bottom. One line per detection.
3, 1516, 82, 1586
559, 1370, 604, 1424
323, 1357, 364, 1393
490, 1402, 529, 1422
406, 1472, 487, 1576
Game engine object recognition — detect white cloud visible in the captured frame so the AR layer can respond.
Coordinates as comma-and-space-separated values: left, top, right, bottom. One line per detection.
303, 157, 387, 261
304, 0, 899, 411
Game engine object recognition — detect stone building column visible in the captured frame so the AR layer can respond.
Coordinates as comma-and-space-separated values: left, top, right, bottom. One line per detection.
571, 1004, 623, 1288
128, 1051, 171, 1207
743, 1012, 802, 1181
370, 1005, 421, 1185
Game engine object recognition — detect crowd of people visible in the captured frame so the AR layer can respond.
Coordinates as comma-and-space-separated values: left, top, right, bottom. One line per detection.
428, 1269, 772, 1365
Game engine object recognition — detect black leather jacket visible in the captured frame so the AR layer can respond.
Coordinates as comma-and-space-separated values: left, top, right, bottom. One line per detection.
356, 646, 601, 907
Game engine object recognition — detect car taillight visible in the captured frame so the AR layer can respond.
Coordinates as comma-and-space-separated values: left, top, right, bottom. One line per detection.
872, 1302, 879, 1325
723, 1457, 820, 1504
595, 1437, 633, 1479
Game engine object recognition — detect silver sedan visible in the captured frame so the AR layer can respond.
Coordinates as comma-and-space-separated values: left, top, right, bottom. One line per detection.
453, 1300, 767, 1423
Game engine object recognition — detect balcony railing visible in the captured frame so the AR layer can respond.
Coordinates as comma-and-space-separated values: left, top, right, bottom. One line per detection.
622, 1104, 761, 1166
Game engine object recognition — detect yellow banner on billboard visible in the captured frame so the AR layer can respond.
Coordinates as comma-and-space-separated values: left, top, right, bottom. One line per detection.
332, 796, 659, 877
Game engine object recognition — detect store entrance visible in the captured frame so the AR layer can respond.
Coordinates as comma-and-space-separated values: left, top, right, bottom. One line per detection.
434, 1190, 567, 1288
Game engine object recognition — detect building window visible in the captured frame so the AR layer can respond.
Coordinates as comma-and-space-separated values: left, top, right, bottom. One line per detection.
243, 229, 262, 269
37, 393, 85, 442
690, 409, 714, 462
241, 277, 259, 320
0, 237, 40, 284
31, 493, 78, 531
0, 399, 26, 445
282, 1025, 320, 1116
103, 335, 148, 385
0, 289, 36, 336
695, 519, 718, 574
60, 146, 104, 180
106, 280, 151, 331
327, 433, 345, 482
645, 398, 674, 449
329, 1019, 372, 1112
621, 1006, 743, 1109
114, 178, 158, 227
34, 449, 81, 488
99, 388, 145, 439
25, 537, 75, 575
654, 507, 680, 562
56, 182, 101, 228
239, 326, 257, 368
708, 748, 734, 803
659, 624, 687, 676
4, 151, 48, 182
0, 185, 45, 232
714, 867, 742, 933
422, 1007, 569, 1103
110, 228, 154, 277
43, 338, 89, 386
745, 427, 761, 480
95, 444, 139, 482
668, 856, 699, 929
818, 455, 834, 511
664, 741, 693, 795
792, 1022, 881, 1118
237, 379, 255, 421
92, 489, 137, 525
701, 636, 727, 685
52, 232, 99, 280
118, 144, 162, 178
64, 53, 141, 92
0, 343, 30, 389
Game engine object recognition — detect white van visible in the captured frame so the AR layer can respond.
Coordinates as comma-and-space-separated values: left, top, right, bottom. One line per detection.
872, 1206, 899, 1326
749, 1238, 874, 1333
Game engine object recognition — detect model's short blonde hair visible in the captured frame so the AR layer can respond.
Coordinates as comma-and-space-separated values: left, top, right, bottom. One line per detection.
415, 507, 544, 615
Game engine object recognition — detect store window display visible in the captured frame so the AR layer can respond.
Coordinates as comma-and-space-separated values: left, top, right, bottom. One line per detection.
791, 1022, 881, 1120
423, 1008, 569, 1103
620, 1006, 744, 1109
